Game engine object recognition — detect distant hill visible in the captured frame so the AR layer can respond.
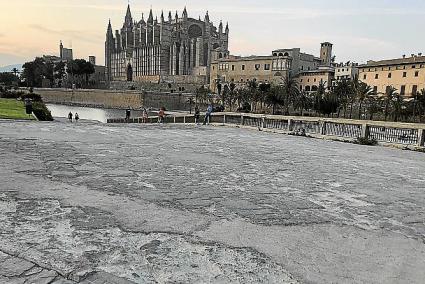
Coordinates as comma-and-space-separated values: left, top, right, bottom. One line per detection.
0, 64, 23, 73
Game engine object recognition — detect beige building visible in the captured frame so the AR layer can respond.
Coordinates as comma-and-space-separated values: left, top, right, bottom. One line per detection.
334, 62, 359, 81
359, 54, 425, 96
210, 42, 333, 92
210, 55, 290, 91
297, 67, 335, 92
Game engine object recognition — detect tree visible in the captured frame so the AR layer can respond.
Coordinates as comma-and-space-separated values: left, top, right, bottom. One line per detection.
365, 92, 380, 120
226, 81, 237, 111
281, 77, 299, 115
67, 59, 95, 87
0, 72, 19, 86
54, 61, 66, 84
417, 89, 425, 122
293, 91, 311, 116
391, 92, 404, 122
187, 97, 195, 114
265, 85, 284, 115
22, 57, 48, 87
313, 81, 339, 117
355, 82, 373, 119
334, 79, 352, 117
384, 86, 397, 121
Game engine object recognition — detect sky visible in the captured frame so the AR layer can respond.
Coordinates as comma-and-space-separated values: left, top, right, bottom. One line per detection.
0, 0, 424, 67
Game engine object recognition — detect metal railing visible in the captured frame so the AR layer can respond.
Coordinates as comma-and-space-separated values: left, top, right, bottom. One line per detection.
107, 113, 425, 147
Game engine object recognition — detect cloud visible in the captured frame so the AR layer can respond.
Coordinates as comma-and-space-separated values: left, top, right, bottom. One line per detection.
29, 24, 103, 44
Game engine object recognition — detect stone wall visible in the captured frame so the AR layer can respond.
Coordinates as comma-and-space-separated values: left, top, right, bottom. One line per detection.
35, 88, 144, 109
34, 88, 200, 111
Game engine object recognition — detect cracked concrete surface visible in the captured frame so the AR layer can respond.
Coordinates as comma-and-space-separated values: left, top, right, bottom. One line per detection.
0, 120, 424, 283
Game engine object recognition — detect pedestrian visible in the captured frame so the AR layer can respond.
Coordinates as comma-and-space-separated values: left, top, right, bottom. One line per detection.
142, 107, 148, 123
75, 113, 80, 122
126, 107, 131, 121
68, 112, 73, 122
203, 104, 213, 125
194, 106, 200, 125
158, 107, 165, 124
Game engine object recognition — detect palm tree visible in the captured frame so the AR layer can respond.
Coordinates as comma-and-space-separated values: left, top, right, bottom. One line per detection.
417, 89, 425, 122
281, 76, 299, 115
350, 75, 361, 119
293, 91, 311, 116
355, 82, 373, 119
384, 86, 397, 121
265, 85, 284, 115
392, 92, 404, 122
334, 79, 352, 117
365, 91, 380, 120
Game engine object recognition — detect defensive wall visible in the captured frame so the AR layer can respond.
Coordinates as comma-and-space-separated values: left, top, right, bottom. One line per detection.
108, 112, 425, 149
33, 88, 197, 111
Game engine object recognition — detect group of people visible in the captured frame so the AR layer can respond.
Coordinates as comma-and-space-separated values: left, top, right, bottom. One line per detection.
194, 105, 213, 125
68, 112, 79, 122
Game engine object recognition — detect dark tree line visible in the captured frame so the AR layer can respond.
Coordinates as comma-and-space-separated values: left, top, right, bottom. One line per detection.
20, 58, 94, 88
210, 76, 425, 123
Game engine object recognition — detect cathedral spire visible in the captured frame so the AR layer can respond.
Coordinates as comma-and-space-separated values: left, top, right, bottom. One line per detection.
182, 6, 188, 19
204, 11, 209, 22
125, 4, 132, 25
160, 10, 164, 23
148, 8, 154, 23
219, 21, 223, 33
225, 22, 229, 33
168, 11, 172, 23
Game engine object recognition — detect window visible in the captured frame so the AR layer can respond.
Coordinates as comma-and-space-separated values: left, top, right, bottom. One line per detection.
300, 79, 303, 82
412, 85, 418, 95
264, 64, 270, 70
232, 65, 235, 71
388, 73, 392, 78
314, 78, 317, 82
400, 85, 406, 95
403, 72, 407, 77
255, 64, 260, 71
415, 71, 419, 77
375, 74, 379, 79
373, 86, 378, 93
212, 66, 215, 70
385, 86, 392, 95
241, 65, 245, 71
412, 65, 416, 69
301, 66, 304, 70
363, 74, 367, 80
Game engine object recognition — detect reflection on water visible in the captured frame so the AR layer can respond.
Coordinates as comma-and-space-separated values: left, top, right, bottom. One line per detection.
46, 104, 147, 123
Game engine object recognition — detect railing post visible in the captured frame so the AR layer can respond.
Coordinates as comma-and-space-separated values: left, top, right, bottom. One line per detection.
241, 114, 244, 126
288, 119, 294, 131
223, 114, 226, 125
183, 116, 186, 124
361, 123, 370, 139
320, 121, 326, 135
262, 117, 265, 129
417, 129, 425, 146
173, 116, 176, 123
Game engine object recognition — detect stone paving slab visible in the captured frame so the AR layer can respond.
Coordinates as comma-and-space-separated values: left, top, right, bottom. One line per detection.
0, 120, 424, 283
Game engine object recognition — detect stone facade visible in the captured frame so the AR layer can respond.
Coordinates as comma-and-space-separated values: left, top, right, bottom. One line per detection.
297, 67, 335, 92
358, 54, 425, 97
334, 62, 359, 82
105, 5, 229, 86
210, 43, 333, 91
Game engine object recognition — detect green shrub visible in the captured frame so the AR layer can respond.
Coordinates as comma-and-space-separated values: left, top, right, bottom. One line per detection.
355, 137, 378, 146
32, 102, 53, 121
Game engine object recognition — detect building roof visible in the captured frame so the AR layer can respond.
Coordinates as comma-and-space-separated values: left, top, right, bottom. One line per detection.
213, 55, 274, 63
360, 56, 425, 68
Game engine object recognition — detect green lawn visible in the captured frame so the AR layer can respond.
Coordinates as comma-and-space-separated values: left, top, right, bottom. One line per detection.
0, 98, 35, 120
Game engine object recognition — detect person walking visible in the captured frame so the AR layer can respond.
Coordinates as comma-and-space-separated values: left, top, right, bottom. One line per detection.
68, 112, 73, 122
203, 105, 213, 125
75, 113, 80, 122
142, 107, 148, 123
125, 107, 131, 121
158, 107, 166, 124
194, 106, 200, 125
